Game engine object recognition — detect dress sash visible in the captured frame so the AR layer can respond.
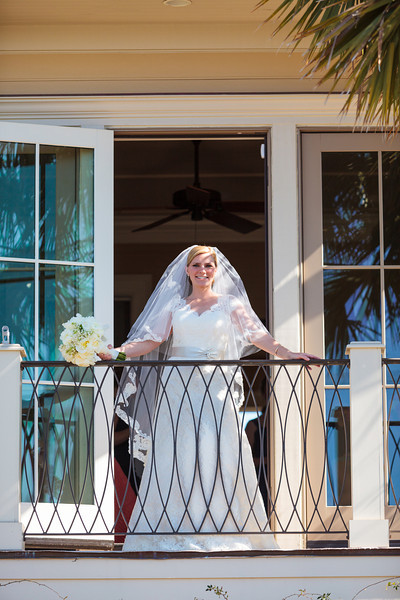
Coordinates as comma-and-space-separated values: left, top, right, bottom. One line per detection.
170, 346, 223, 360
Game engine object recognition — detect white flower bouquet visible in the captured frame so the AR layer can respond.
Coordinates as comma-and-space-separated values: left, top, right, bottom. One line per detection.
59, 314, 108, 367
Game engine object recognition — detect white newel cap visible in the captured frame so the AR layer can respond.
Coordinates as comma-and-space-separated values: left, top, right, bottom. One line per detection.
345, 341, 385, 354
0, 343, 27, 357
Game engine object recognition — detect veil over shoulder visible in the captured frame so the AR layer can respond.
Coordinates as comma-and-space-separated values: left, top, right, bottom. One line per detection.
115, 246, 270, 464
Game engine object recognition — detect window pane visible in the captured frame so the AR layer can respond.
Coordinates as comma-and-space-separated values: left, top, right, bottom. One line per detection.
0, 142, 35, 258
21, 383, 94, 505
387, 384, 400, 506
322, 152, 379, 265
384, 270, 400, 359
384, 265, 400, 468
0, 261, 34, 358
324, 269, 381, 360
383, 151, 400, 265
21, 383, 35, 504
326, 389, 351, 506
40, 146, 94, 263
39, 264, 94, 379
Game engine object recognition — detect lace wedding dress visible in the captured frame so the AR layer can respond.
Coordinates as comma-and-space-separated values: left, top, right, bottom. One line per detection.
123, 296, 277, 551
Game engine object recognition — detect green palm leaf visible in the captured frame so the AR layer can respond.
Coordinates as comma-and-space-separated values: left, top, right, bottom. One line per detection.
257, 0, 400, 132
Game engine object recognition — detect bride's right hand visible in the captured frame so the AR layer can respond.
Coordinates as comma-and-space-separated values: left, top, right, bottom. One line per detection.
98, 343, 114, 361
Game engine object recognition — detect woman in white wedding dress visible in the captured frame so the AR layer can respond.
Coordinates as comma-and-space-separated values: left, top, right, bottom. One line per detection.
100, 246, 317, 552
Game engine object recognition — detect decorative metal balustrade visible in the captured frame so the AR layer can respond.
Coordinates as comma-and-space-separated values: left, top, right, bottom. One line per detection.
382, 359, 400, 537
19, 358, 358, 546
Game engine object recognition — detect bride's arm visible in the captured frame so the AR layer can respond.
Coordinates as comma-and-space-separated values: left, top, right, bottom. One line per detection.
98, 338, 164, 360
251, 332, 318, 362
230, 297, 319, 362
99, 312, 172, 360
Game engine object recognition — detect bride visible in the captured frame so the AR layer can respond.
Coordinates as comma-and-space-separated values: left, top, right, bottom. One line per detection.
100, 245, 316, 552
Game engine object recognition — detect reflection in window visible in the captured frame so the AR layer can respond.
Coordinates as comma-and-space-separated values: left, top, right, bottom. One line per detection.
21, 383, 94, 505
385, 270, 400, 359
39, 264, 94, 381
0, 142, 35, 259
40, 146, 94, 263
0, 261, 35, 357
324, 269, 381, 360
321, 150, 399, 507
384, 270, 400, 504
39, 263, 94, 361
323, 267, 381, 507
322, 152, 379, 266
383, 151, 400, 265
387, 385, 400, 507
325, 389, 351, 506
1, 139, 97, 510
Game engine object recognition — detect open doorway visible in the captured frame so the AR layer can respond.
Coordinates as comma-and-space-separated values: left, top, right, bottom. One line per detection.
112, 134, 271, 523
113, 135, 268, 347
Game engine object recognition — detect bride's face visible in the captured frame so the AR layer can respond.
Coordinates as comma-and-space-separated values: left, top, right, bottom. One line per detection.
186, 252, 217, 289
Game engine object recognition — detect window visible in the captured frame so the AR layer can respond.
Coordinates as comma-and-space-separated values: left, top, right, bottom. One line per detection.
0, 122, 113, 533
303, 133, 400, 530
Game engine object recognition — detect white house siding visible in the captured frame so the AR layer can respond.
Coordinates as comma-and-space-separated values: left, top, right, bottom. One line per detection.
0, 553, 399, 600
0, 3, 344, 97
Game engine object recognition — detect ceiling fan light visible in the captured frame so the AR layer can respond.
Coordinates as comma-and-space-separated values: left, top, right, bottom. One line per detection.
163, 0, 192, 6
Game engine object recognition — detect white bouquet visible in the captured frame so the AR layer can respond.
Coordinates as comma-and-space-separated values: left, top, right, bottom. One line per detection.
59, 314, 108, 367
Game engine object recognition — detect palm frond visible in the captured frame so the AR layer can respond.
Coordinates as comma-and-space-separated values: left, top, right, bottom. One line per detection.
257, 0, 400, 132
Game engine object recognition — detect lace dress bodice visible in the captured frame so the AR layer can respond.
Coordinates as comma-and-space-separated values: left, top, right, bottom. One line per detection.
170, 297, 230, 360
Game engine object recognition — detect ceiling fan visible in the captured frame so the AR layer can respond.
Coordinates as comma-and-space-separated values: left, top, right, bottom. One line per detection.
132, 141, 262, 234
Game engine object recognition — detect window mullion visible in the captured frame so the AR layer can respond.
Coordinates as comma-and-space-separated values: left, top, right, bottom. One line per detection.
378, 150, 386, 352
34, 143, 40, 501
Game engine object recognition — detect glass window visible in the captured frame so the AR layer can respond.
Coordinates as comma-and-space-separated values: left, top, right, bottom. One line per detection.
383, 151, 400, 265
0, 142, 35, 259
322, 152, 379, 266
39, 264, 94, 362
325, 389, 351, 506
386, 384, 400, 506
0, 261, 35, 358
321, 150, 400, 506
21, 383, 94, 505
384, 270, 400, 359
324, 269, 381, 360
1, 139, 96, 507
39, 146, 94, 263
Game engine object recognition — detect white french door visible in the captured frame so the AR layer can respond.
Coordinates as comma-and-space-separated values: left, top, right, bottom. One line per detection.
302, 132, 400, 543
0, 121, 114, 536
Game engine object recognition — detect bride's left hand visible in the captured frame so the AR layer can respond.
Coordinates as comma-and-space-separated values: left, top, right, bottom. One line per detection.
286, 351, 321, 369
98, 343, 114, 361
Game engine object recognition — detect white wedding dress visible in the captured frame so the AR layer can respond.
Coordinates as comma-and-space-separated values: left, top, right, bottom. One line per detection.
123, 297, 277, 551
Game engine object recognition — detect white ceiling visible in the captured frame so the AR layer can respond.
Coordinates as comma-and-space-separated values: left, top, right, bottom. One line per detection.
114, 137, 266, 244
0, 0, 276, 25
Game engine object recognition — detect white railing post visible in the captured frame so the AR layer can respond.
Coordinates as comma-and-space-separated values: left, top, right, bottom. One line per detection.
346, 341, 389, 548
0, 341, 26, 550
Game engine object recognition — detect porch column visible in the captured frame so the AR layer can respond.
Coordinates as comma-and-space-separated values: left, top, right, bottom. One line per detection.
270, 123, 304, 549
0, 342, 26, 550
346, 341, 389, 548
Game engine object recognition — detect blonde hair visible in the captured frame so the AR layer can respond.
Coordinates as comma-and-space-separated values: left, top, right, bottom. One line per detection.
186, 245, 217, 267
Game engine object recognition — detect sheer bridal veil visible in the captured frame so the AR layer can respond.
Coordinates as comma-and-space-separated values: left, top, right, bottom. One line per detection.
115, 245, 270, 464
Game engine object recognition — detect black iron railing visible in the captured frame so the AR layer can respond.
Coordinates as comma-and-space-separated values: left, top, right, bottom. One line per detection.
20, 359, 351, 543
382, 359, 400, 535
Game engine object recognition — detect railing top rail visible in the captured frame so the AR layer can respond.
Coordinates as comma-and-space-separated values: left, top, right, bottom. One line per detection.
21, 358, 349, 369
383, 358, 400, 364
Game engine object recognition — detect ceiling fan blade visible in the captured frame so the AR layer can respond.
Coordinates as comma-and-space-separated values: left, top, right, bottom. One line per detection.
205, 210, 262, 234
132, 210, 190, 233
